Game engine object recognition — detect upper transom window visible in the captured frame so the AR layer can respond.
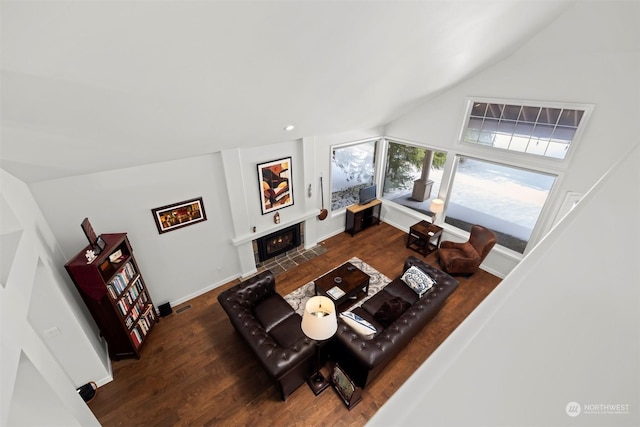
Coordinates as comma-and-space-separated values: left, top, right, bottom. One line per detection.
463, 101, 589, 160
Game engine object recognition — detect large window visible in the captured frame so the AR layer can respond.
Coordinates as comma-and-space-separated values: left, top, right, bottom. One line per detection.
463, 101, 588, 159
445, 156, 556, 253
331, 139, 377, 211
382, 140, 447, 216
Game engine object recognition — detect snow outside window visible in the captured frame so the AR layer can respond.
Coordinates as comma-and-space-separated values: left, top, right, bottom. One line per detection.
445, 156, 556, 253
330, 140, 377, 211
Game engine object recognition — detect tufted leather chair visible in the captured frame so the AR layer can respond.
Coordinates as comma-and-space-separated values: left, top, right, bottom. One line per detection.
218, 270, 316, 400
436, 224, 497, 276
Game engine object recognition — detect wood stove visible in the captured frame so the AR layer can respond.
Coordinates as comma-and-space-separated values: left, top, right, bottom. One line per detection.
256, 223, 301, 262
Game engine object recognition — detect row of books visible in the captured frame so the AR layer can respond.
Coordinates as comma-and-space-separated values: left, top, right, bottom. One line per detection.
119, 278, 143, 306
123, 292, 149, 327
130, 305, 156, 348
107, 261, 137, 298
115, 280, 145, 317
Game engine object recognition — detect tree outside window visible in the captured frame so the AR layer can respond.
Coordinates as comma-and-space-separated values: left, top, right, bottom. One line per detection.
382, 140, 447, 215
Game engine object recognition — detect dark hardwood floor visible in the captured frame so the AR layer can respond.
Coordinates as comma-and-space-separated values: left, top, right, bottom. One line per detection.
88, 222, 501, 426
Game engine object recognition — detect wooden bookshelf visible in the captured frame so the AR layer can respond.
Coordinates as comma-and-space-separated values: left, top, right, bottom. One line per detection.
65, 233, 157, 360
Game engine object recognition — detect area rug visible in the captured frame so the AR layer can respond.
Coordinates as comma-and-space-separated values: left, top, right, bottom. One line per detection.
284, 257, 392, 316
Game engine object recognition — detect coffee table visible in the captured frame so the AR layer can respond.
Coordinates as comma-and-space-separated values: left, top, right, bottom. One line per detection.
314, 262, 370, 311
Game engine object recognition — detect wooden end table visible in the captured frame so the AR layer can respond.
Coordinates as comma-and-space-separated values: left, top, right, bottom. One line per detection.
314, 262, 370, 312
406, 220, 443, 256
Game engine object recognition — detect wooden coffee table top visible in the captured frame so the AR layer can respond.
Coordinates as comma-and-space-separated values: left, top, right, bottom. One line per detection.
314, 262, 370, 310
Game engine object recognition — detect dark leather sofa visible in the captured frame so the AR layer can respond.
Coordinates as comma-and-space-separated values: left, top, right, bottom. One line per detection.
217, 270, 316, 400
332, 256, 458, 388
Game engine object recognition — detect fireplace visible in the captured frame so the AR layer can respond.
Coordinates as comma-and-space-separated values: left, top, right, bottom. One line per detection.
256, 223, 302, 263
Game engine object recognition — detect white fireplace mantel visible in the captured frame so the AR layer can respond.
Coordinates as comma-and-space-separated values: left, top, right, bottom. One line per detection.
231, 210, 319, 247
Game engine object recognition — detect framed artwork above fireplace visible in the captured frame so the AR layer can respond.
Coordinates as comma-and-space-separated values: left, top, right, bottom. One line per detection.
258, 157, 294, 214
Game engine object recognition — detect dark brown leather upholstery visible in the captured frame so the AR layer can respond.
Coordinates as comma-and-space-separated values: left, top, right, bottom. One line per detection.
218, 271, 315, 400
436, 224, 497, 275
331, 257, 458, 388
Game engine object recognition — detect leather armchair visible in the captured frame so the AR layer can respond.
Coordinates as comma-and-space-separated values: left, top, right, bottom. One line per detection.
436, 225, 497, 275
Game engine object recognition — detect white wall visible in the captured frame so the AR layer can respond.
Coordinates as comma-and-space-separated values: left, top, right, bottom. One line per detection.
30, 154, 239, 306
31, 129, 383, 300
382, 1, 640, 277
369, 140, 640, 427
1, 169, 103, 426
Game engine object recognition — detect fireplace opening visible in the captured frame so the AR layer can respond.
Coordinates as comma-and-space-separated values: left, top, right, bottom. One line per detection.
256, 223, 301, 263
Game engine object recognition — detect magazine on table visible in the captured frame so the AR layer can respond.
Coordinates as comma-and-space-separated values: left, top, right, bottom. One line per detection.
327, 286, 346, 299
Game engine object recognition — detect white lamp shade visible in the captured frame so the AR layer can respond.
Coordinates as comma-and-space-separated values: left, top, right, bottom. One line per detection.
429, 198, 444, 214
301, 296, 337, 341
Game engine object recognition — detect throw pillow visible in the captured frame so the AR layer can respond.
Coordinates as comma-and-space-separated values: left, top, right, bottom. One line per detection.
374, 297, 411, 328
401, 265, 436, 297
340, 311, 377, 338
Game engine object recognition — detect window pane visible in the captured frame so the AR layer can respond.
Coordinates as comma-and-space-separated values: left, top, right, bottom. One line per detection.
471, 102, 488, 117
331, 140, 377, 211
546, 141, 569, 158
526, 139, 549, 156
445, 157, 556, 253
557, 109, 584, 126
463, 100, 587, 160
552, 126, 577, 142
502, 104, 521, 120
486, 103, 502, 118
519, 106, 540, 122
382, 141, 447, 216
538, 107, 561, 125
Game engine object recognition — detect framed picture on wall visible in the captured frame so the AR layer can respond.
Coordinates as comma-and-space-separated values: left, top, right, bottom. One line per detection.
257, 157, 294, 214
151, 197, 207, 234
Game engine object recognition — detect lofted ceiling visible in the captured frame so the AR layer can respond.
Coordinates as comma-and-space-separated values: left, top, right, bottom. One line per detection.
0, 1, 572, 183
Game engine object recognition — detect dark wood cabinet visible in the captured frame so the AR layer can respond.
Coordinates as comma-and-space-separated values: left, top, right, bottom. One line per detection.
65, 233, 157, 360
345, 199, 381, 236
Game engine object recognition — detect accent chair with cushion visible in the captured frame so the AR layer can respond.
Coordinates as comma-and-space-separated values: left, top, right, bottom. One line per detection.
436, 224, 497, 276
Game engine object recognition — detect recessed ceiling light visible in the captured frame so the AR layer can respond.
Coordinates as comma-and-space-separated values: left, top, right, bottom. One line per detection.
284, 124, 295, 131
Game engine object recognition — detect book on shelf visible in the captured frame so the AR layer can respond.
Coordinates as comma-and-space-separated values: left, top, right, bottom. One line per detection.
327, 286, 346, 299
108, 262, 137, 297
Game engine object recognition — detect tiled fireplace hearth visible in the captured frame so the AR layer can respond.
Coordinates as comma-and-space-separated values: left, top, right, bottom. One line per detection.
252, 222, 326, 275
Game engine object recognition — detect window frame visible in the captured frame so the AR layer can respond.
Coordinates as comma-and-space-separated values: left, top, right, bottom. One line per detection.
378, 98, 590, 257
458, 97, 594, 169
329, 137, 380, 213
380, 137, 451, 213
443, 154, 559, 254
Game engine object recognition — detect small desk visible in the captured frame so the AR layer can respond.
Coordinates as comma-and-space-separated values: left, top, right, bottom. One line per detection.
406, 220, 443, 256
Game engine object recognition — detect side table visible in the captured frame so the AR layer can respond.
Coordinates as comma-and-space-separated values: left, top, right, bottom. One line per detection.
406, 220, 443, 256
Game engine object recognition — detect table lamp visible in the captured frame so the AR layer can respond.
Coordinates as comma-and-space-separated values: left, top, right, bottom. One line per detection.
429, 198, 444, 224
301, 295, 337, 395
